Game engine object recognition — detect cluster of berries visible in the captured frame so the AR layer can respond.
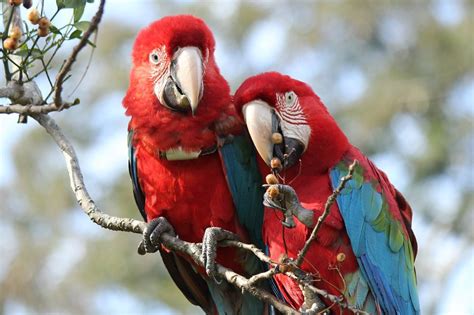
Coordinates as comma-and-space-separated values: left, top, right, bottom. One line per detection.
3, 0, 51, 51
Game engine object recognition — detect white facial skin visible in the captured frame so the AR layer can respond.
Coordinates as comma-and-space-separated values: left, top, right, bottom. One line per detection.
150, 46, 204, 115
243, 91, 311, 165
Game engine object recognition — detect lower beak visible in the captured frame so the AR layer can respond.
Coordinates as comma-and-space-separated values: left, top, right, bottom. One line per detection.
161, 47, 203, 115
243, 100, 305, 169
279, 137, 305, 169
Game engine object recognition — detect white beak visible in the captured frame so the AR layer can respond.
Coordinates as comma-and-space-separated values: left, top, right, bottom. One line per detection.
242, 100, 274, 165
174, 47, 203, 115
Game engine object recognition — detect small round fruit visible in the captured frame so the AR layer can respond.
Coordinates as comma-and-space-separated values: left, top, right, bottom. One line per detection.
8, 0, 23, 6
270, 157, 282, 170
278, 264, 290, 273
27, 8, 40, 24
336, 252, 346, 263
267, 185, 280, 199
265, 173, 279, 185
37, 26, 49, 37
271, 132, 283, 144
38, 17, 50, 29
9, 26, 22, 40
3, 37, 18, 50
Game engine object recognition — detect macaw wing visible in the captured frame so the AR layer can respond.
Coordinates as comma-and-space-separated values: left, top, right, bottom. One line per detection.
330, 158, 420, 315
219, 133, 285, 308
128, 129, 146, 221
127, 129, 213, 313
219, 132, 265, 249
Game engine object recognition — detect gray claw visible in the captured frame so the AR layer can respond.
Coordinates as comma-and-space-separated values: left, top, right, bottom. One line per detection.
264, 184, 314, 228
299, 283, 328, 314
138, 217, 175, 255
201, 227, 239, 280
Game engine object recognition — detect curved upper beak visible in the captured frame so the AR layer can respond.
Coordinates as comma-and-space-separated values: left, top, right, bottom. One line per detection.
174, 47, 203, 115
242, 100, 274, 165
160, 46, 203, 115
243, 100, 307, 169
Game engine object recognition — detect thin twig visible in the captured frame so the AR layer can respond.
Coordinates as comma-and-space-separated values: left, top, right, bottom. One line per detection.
53, 0, 105, 107
221, 239, 276, 265
0, 100, 79, 115
294, 160, 358, 267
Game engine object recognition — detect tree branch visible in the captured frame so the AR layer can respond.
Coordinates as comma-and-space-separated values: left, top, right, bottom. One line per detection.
0, 100, 79, 115
31, 113, 297, 315
53, 0, 105, 108
294, 160, 357, 267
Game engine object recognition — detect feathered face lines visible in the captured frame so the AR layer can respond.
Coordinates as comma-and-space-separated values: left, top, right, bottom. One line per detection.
148, 45, 206, 115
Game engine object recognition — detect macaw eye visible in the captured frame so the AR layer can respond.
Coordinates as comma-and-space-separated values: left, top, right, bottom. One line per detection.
285, 91, 297, 105
149, 51, 160, 64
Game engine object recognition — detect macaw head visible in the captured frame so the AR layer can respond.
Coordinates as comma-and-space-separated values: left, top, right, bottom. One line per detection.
123, 15, 232, 151
234, 72, 349, 172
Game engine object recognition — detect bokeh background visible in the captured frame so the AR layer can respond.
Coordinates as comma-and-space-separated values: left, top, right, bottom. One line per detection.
1, 0, 473, 314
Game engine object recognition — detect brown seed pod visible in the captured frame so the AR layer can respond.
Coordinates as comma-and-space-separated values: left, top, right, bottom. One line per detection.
3, 37, 18, 50
270, 157, 282, 170
278, 264, 290, 273
336, 252, 346, 263
27, 8, 40, 24
38, 17, 50, 30
22, 0, 32, 9
9, 26, 22, 41
265, 173, 279, 185
8, 0, 23, 6
267, 185, 280, 199
271, 132, 283, 144
37, 26, 49, 37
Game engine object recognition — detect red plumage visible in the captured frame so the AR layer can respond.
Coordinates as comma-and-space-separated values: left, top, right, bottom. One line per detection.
234, 72, 418, 313
123, 15, 246, 277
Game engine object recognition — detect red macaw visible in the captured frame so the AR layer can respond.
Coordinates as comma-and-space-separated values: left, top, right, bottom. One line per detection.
234, 72, 420, 314
123, 16, 266, 314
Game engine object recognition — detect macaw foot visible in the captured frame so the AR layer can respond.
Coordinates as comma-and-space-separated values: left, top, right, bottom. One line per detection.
201, 227, 239, 280
137, 217, 176, 255
299, 283, 328, 315
263, 184, 314, 228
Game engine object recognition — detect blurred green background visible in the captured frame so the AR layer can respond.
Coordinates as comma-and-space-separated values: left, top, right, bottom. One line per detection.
0, 0, 472, 314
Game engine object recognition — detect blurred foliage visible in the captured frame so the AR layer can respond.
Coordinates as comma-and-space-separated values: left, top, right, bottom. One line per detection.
0, 0, 473, 314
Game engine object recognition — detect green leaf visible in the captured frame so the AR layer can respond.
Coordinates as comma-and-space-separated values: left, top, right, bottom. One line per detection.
69, 29, 82, 40
56, 0, 65, 9
13, 48, 42, 59
86, 39, 96, 48
57, 0, 88, 10
74, 21, 91, 32
73, 4, 86, 22
13, 45, 29, 57
49, 25, 61, 35
64, 0, 86, 8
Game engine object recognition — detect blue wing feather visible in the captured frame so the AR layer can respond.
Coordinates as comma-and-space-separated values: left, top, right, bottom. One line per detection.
219, 133, 265, 249
128, 129, 146, 221
330, 163, 420, 315
220, 133, 282, 312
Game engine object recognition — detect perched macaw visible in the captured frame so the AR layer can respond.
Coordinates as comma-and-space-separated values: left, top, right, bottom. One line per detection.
123, 15, 266, 315
234, 72, 420, 314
